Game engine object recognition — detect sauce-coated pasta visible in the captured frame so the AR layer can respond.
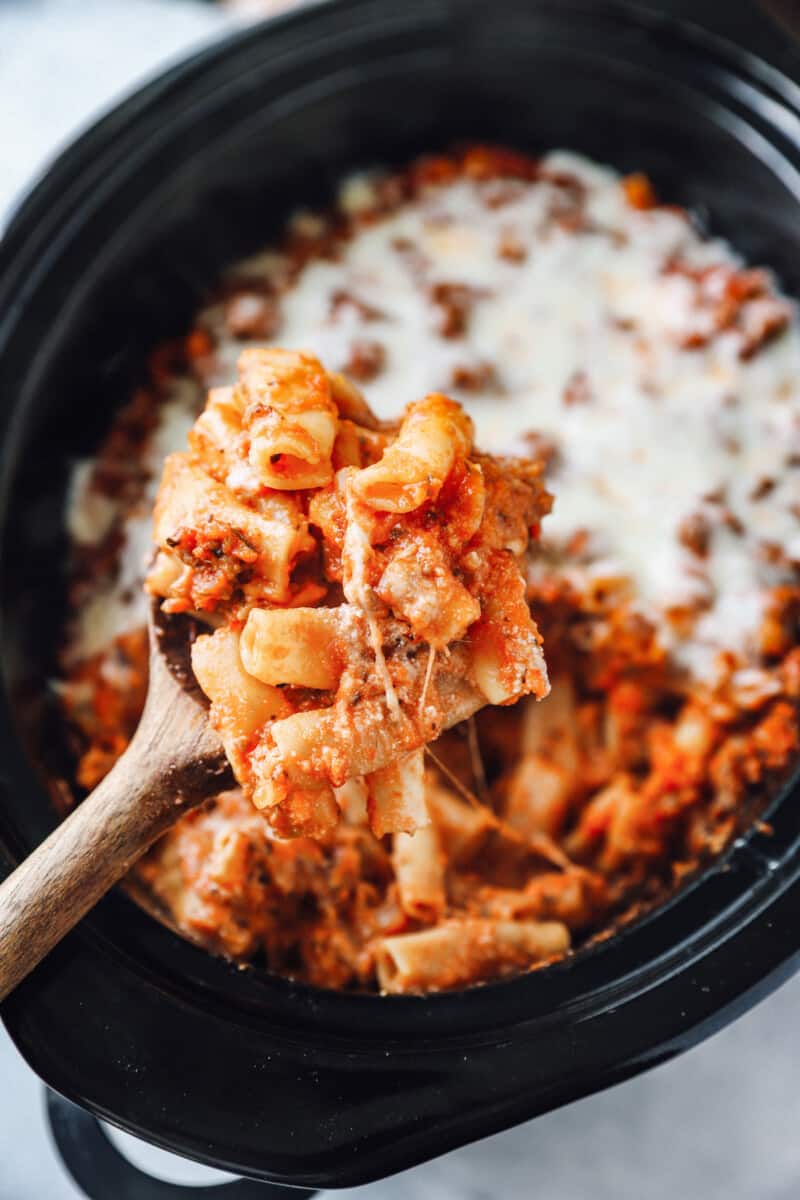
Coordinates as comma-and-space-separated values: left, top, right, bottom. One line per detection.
55, 146, 800, 992
146, 348, 550, 838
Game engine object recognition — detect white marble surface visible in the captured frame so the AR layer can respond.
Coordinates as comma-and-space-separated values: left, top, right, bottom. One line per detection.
0, 0, 228, 229
1, 2, 800, 1197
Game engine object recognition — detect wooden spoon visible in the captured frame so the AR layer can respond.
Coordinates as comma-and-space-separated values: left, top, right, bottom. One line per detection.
0, 606, 233, 1002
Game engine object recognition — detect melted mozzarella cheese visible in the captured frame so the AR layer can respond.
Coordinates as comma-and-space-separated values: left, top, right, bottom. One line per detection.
70, 152, 800, 679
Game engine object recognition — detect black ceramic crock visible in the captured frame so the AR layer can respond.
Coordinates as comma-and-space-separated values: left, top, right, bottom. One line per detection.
2, 0, 800, 1189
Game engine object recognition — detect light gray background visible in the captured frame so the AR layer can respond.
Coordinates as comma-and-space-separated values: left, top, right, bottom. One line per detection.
1, 2, 799, 1197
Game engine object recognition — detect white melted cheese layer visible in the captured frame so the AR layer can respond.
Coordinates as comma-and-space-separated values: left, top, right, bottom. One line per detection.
213, 152, 800, 678
69, 152, 800, 679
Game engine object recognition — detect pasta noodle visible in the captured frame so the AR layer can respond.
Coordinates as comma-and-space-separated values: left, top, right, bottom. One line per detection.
239, 607, 342, 691
392, 823, 446, 923
376, 918, 570, 993
368, 751, 428, 839
351, 394, 472, 512
190, 627, 290, 782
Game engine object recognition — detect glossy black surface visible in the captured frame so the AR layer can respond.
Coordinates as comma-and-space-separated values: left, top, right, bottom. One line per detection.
2, 0, 800, 1188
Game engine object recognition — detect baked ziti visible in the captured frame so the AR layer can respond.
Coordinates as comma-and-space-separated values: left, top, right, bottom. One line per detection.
55, 146, 800, 993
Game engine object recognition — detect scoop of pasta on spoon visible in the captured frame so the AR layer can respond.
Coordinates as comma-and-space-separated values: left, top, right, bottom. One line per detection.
0, 348, 550, 1000
147, 348, 551, 837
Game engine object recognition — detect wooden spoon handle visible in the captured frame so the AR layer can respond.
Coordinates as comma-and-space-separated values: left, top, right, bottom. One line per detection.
0, 659, 230, 1002
0, 756, 180, 1001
